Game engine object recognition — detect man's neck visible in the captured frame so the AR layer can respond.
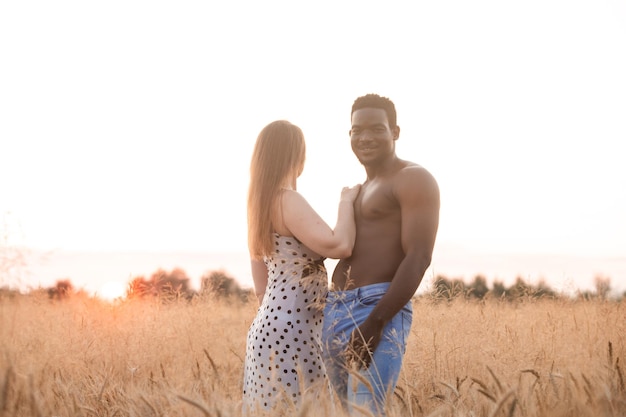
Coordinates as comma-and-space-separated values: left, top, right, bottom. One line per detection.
364, 155, 400, 180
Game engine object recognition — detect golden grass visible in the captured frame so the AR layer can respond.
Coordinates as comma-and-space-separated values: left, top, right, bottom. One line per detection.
1, 293, 624, 416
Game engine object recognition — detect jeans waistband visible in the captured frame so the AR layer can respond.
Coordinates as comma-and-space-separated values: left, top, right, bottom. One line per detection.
327, 282, 391, 303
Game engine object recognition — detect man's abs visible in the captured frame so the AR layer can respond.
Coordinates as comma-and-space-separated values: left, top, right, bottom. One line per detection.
331, 250, 405, 290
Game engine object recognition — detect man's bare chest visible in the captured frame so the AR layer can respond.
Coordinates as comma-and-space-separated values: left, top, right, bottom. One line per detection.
356, 182, 399, 220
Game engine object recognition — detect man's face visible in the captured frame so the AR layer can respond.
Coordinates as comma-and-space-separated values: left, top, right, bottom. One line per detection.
349, 108, 399, 166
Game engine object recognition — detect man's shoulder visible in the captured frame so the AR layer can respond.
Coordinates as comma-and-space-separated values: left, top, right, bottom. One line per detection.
394, 161, 439, 195
397, 160, 436, 181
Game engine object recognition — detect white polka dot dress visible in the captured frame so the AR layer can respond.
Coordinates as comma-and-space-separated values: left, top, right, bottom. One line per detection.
243, 234, 330, 412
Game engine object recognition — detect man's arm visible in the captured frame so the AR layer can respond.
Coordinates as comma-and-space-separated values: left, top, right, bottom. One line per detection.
349, 166, 440, 368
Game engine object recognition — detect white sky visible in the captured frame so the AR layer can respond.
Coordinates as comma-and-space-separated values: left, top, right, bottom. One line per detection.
1, 1, 626, 292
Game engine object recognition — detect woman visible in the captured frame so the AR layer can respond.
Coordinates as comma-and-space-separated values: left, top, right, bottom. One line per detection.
243, 120, 360, 413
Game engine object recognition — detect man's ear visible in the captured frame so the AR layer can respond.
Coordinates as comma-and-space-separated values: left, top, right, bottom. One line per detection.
393, 126, 400, 140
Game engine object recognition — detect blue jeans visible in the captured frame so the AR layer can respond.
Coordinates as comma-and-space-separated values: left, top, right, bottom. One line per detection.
322, 283, 413, 416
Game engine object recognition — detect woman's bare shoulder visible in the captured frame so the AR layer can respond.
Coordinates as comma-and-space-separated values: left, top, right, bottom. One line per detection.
274, 189, 314, 236
280, 189, 310, 207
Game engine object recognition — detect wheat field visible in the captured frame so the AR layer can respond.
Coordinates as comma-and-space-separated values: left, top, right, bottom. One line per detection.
1, 292, 624, 417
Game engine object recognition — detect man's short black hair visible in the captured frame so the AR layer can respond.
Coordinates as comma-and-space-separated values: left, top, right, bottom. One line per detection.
351, 94, 397, 128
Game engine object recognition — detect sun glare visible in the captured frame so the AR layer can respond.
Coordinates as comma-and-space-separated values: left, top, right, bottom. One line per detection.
98, 281, 127, 302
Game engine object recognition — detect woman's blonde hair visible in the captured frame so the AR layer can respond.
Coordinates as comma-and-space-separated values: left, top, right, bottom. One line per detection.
248, 120, 306, 259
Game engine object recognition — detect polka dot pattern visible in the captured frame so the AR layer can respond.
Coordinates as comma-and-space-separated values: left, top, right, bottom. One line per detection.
243, 234, 329, 411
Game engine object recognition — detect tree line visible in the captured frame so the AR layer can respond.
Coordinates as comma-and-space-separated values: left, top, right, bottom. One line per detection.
429, 274, 619, 301
1, 268, 622, 302
0, 268, 251, 302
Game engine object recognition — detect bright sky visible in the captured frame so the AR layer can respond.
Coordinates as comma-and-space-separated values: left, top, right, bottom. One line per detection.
2, 1, 625, 293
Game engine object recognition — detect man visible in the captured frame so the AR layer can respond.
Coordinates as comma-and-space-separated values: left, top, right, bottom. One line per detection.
322, 94, 440, 415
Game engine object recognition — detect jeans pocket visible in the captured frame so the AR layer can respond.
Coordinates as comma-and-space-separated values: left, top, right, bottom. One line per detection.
357, 294, 381, 308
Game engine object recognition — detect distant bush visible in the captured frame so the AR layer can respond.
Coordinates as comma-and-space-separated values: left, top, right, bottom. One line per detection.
127, 268, 194, 302
0, 286, 22, 299
428, 274, 560, 302
200, 270, 251, 302
47, 279, 74, 300
123, 268, 251, 303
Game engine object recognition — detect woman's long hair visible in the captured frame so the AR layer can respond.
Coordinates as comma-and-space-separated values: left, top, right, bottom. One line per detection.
248, 120, 305, 259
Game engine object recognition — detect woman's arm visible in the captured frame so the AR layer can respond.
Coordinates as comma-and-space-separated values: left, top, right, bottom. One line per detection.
281, 186, 360, 259
250, 258, 268, 305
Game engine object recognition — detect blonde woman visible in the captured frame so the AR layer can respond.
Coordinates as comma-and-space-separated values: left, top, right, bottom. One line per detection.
243, 120, 360, 413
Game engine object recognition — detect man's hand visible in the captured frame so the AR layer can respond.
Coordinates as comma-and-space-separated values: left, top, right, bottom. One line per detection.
346, 319, 384, 370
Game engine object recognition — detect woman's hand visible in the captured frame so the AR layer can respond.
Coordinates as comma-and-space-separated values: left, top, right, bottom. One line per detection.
340, 184, 361, 203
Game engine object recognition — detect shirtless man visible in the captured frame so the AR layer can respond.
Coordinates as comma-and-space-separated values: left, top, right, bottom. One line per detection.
322, 94, 440, 416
